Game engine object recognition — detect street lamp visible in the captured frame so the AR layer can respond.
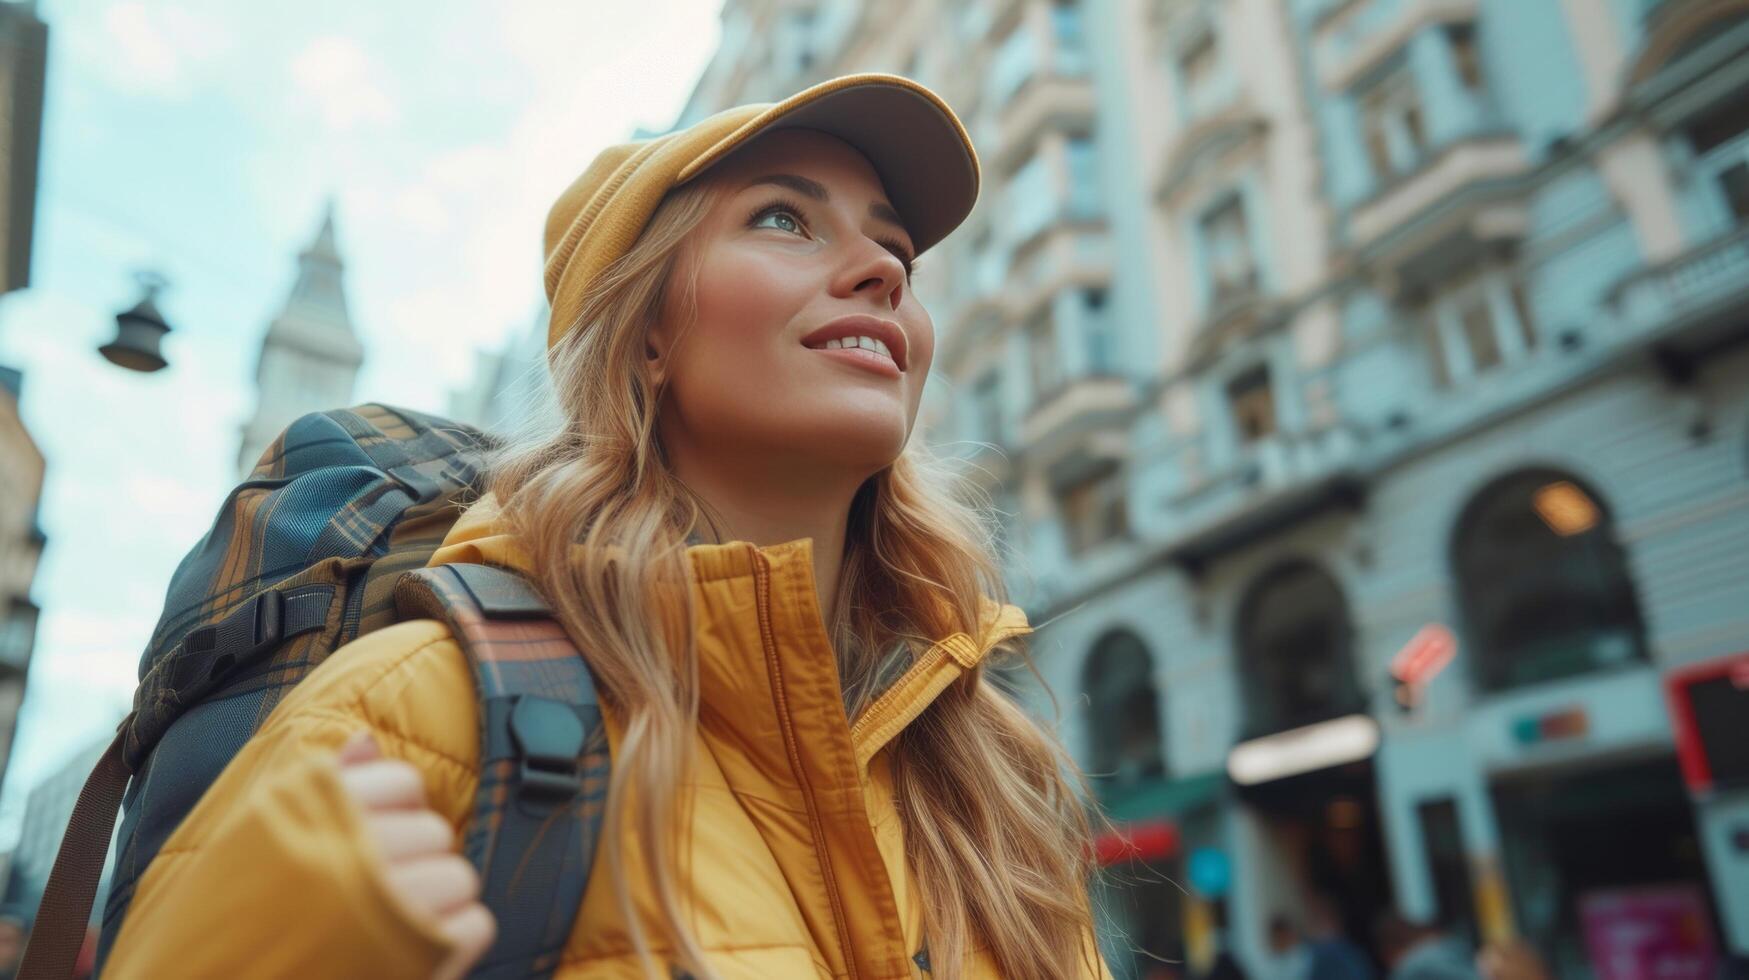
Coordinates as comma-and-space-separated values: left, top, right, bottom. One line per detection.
98, 271, 172, 373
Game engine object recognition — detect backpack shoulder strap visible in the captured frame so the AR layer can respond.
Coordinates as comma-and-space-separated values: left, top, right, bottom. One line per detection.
394, 564, 608, 980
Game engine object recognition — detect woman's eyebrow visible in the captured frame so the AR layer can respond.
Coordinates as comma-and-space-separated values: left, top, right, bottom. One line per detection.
748, 173, 829, 201
747, 173, 910, 238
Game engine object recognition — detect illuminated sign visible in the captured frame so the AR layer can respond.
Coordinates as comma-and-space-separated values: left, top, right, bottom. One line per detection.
1227, 714, 1380, 786
1510, 706, 1589, 746
1092, 819, 1179, 866
1390, 624, 1457, 687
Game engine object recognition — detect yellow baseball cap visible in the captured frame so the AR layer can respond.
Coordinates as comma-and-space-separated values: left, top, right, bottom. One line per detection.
542, 73, 980, 349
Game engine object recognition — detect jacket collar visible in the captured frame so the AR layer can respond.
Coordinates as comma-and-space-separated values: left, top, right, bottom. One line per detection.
427, 495, 1030, 771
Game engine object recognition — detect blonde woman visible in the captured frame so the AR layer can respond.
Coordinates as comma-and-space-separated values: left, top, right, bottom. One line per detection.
105, 74, 1111, 980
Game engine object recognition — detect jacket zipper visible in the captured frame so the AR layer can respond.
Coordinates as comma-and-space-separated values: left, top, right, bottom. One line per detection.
749, 546, 862, 980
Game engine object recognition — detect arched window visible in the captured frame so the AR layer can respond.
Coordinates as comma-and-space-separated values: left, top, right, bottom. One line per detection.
1236, 561, 1362, 739
1082, 630, 1166, 790
1451, 470, 1647, 693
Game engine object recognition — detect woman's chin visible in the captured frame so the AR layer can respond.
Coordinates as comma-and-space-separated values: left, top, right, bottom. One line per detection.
786, 405, 912, 467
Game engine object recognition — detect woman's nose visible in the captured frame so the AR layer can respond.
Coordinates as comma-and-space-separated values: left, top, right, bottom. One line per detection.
839, 240, 906, 310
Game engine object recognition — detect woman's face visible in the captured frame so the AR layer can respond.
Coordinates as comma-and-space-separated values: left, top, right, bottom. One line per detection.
651, 129, 935, 480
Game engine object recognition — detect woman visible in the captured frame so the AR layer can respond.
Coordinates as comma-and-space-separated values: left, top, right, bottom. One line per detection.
105, 74, 1110, 979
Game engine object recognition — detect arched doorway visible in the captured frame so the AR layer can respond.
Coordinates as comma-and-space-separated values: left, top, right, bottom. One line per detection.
1081, 631, 1183, 980
1083, 629, 1166, 790
1231, 561, 1388, 968
1235, 560, 1363, 740
1449, 469, 1647, 694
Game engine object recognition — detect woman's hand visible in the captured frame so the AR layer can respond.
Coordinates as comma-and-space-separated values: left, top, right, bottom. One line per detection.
338, 731, 496, 980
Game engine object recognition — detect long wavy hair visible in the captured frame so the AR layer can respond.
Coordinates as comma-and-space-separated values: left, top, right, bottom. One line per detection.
487, 176, 1101, 980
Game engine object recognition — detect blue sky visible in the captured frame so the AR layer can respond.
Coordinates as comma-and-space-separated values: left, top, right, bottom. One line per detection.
0, 0, 723, 846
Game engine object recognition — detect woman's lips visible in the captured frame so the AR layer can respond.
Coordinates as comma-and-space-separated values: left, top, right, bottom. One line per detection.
807, 344, 902, 379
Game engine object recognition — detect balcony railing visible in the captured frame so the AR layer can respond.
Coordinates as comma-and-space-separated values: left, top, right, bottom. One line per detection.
1020, 375, 1136, 470
1162, 422, 1367, 572
1347, 135, 1529, 291
1317, 0, 1479, 92
992, 72, 1097, 173
1610, 225, 1749, 345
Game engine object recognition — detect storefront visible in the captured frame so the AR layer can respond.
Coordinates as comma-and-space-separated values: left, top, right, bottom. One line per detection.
1492, 752, 1721, 979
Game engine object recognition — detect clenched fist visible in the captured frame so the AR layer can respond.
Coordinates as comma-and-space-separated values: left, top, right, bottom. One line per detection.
338, 730, 496, 980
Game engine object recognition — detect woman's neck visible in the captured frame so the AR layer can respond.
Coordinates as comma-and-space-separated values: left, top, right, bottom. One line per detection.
671, 451, 861, 625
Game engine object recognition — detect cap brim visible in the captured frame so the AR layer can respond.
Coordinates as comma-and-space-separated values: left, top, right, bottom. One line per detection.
676, 74, 980, 256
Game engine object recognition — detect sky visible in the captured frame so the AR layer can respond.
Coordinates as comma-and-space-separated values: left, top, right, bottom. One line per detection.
0, 0, 724, 847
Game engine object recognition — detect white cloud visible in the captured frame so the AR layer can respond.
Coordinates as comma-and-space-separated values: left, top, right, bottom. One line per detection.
289, 35, 399, 131
79, 2, 236, 99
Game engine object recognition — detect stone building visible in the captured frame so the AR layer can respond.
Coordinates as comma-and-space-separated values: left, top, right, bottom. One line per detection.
236, 205, 366, 475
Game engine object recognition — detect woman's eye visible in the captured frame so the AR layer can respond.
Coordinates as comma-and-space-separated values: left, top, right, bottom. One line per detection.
752, 208, 805, 235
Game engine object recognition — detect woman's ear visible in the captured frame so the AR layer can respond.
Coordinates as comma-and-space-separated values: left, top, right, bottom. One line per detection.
644, 324, 672, 387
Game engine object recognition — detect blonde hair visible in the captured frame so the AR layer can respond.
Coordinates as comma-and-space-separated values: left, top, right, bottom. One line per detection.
488, 179, 1101, 980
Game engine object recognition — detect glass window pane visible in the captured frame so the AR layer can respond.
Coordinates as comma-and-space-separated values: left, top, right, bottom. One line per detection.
1460, 299, 1502, 372
1227, 366, 1276, 442
1720, 161, 1749, 223
1453, 472, 1648, 692
1201, 194, 1256, 304
1426, 319, 1452, 387
1029, 313, 1061, 397
1237, 562, 1360, 736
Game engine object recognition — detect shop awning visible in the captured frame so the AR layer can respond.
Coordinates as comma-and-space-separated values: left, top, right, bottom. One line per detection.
1100, 771, 1224, 824
1092, 772, 1225, 866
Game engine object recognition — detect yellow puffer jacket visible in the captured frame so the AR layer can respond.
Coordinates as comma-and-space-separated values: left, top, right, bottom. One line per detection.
105, 498, 1111, 979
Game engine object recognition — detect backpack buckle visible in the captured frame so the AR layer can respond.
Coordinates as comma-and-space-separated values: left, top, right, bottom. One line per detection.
251, 590, 284, 650
507, 696, 586, 802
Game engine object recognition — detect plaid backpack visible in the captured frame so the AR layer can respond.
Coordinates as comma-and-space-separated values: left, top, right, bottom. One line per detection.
20, 404, 608, 980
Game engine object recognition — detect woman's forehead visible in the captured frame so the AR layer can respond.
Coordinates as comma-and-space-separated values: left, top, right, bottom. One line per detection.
709, 128, 890, 200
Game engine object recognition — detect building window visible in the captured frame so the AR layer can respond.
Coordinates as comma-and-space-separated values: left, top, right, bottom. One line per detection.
1028, 311, 1063, 399
1360, 67, 1427, 180
1050, 0, 1088, 75
970, 371, 1003, 445
1060, 465, 1129, 555
1199, 193, 1258, 309
1687, 97, 1749, 225
1235, 561, 1362, 738
1081, 630, 1165, 793
1426, 272, 1536, 387
1451, 470, 1648, 694
1226, 365, 1276, 443
1445, 23, 1483, 91
1066, 135, 1102, 219
1006, 153, 1058, 247
971, 227, 1007, 297
989, 23, 1037, 108
1082, 287, 1113, 372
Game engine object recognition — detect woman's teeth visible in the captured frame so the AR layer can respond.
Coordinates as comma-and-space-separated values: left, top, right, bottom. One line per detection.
822, 336, 892, 359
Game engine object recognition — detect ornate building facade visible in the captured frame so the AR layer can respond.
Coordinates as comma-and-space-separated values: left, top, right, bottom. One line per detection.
676, 0, 1749, 975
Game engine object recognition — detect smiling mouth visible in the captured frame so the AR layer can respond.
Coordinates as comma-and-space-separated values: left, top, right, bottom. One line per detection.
799, 316, 909, 372
809, 334, 896, 363
803, 338, 903, 378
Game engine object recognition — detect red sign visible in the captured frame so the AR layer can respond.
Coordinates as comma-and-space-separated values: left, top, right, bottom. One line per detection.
1665, 650, 1749, 794
1390, 624, 1457, 687
1580, 885, 1717, 979
1093, 819, 1180, 867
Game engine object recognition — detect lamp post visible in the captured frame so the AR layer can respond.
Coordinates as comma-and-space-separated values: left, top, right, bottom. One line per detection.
98, 271, 172, 373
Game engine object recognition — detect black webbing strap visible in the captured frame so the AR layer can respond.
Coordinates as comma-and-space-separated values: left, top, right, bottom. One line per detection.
18, 727, 129, 980
128, 585, 335, 770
